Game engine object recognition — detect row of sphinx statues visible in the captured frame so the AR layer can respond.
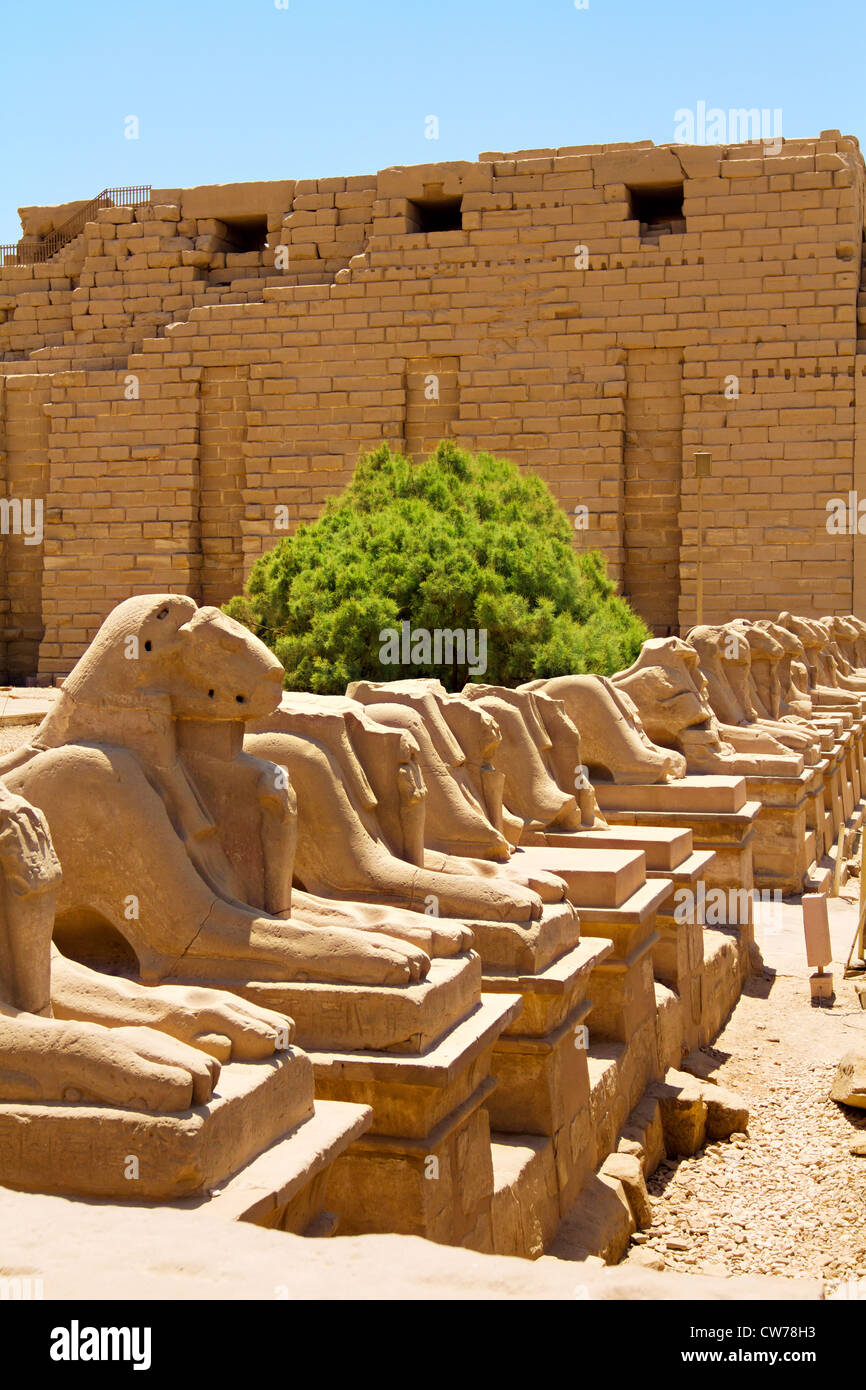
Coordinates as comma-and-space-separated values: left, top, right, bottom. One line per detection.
1, 596, 864, 1120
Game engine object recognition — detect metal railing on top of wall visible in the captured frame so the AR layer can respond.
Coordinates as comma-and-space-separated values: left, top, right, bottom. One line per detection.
0, 185, 151, 266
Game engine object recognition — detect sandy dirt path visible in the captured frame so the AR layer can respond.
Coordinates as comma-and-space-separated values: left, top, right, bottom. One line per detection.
628, 893, 866, 1291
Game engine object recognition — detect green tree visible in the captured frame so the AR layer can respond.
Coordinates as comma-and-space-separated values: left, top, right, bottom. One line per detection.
225, 441, 649, 692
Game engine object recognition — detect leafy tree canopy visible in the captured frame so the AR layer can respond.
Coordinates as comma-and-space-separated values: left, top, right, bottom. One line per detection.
224, 441, 650, 692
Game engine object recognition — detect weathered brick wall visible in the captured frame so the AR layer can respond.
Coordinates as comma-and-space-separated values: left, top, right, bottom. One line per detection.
0, 134, 864, 680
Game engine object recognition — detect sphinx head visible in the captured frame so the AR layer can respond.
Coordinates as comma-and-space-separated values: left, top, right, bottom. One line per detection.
64, 594, 284, 723
777, 612, 822, 657
614, 637, 715, 744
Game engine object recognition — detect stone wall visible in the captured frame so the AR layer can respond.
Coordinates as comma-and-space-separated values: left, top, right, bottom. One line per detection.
0, 133, 864, 680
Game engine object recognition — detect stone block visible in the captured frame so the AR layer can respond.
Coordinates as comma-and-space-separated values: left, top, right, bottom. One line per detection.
0, 1053, 314, 1201
648, 1069, 708, 1156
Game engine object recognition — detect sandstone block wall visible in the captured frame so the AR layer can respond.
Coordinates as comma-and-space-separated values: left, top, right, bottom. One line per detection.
0, 133, 864, 681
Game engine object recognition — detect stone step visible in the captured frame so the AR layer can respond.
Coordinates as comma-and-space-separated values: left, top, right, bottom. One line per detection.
489, 1135, 559, 1258
575, 875, 674, 933
545, 823, 693, 871
509, 845, 646, 909
0, 1052, 316, 1201
596, 774, 749, 815
464, 897, 581, 976
184, 1098, 372, 1231
230, 952, 481, 1054
482, 936, 614, 1036
644, 847, 716, 888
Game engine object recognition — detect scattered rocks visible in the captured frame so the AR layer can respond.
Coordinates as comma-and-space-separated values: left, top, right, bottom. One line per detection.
831, 1051, 866, 1109
639, 960, 866, 1283
627, 1246, 665, 1271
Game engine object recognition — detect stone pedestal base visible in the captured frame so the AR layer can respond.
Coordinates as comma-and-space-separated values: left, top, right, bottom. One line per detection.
823, 747, 846, 843
595, 776, 759, 981
539, 821, 720, 1056
587, 1020, 662, 1167
744, 769, 812, 893
543, 823, 693, 870
226, 954, 481, 1053
482, 938, 613, 1215
308, 993, 521, 1247
699, 926, 745, 1045
577, 879, 670, 1037
0, 1052, 315, 1201
649, 850, 716, 1054
508, 845, 646, 908
805, 759, 830, 865
489, 1135, 560, 1258
181, 1098, 372, 1234
463, 900, 580, 975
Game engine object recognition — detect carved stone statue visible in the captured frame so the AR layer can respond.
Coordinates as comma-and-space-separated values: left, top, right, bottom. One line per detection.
0, 596, 429, 989
0, 781, 292, 1110
776, 613, 863, 709
611, 637, 803, 776
522, 673, 686, 784
346, 681, 513, 859
688, 624, 818, 762
246, 690, 567, 923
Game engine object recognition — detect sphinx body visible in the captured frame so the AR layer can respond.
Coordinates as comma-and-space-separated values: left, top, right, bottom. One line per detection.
341, 680, 575, 896
777, 613, 864, 710
610, 637, 803, 777
0, 780, 292, 1111
0, 596, 429, 989
245, 690, 563, 925
821, 616, 866, 680
458, 685, 582, 836
687, 624, 819, 764
521, 673, 686, 784
345, 681, 513, 859
751, 620, 815, 720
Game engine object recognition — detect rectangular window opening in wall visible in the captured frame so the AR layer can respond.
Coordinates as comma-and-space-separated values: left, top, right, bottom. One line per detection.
627, 183, 685, 241
407, 196, 463, 234
220, 215, 269, 252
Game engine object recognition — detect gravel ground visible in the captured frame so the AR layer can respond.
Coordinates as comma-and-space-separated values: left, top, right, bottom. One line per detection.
628, 894, 866, 1290
0, 723, 36, 755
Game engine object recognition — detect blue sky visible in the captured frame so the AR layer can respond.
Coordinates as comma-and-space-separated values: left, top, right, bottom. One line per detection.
1, 0, 863, 238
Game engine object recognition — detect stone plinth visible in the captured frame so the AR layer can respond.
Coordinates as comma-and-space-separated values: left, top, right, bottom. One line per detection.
743, 768, 813, 893
805, 759, 830, 865
309, 993, 521, 1249
574, 877, 671, 1107
183, 953, 517, 1248
225, 954, 481, 1053
508, 845, 647, 909
482, 937, 613, 1216
646, 849, 716, 1052
463, 899, 580, 975
489, 1136, 560, 1259
191, 1099, 373, 1234
595, 775, 759, 979
533, 821, 720, 1052
543, 823, 693, 871
0, 1051, 315, 1201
